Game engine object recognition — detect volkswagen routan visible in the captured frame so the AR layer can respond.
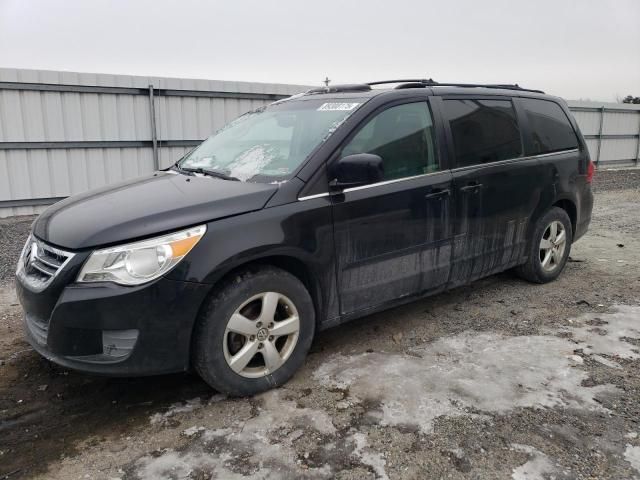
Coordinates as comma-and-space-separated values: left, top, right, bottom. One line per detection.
16, 79, 594, 395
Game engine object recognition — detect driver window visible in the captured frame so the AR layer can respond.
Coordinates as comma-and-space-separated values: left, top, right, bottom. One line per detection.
342, 102, 438, 180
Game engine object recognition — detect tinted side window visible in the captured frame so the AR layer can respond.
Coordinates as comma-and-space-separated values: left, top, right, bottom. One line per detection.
520, 98, 578, 154
443, 99, 522, 167
342, 102, 437, 180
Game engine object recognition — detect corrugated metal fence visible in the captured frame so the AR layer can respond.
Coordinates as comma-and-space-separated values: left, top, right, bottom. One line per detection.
568, 100, 640, 168
1, 68, 639, 218
0, 68, 308, 217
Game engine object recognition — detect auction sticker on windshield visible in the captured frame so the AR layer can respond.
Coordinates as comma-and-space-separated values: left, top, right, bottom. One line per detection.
317, 102, 361, 111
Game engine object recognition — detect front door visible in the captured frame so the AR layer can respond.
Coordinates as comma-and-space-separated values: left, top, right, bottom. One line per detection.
330, 101, 453, 315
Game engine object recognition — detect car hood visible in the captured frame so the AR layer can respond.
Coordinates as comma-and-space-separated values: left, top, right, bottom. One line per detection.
33, 172, 278, 250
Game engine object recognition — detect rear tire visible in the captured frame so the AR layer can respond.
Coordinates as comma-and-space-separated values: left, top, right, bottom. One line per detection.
515, 207, 573, 284
192, 266, 315, 396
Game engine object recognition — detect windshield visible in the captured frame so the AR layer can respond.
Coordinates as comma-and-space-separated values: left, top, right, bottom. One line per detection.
178, 98, 363, 183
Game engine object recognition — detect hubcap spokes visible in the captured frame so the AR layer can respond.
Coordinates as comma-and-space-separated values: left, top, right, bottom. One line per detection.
223, 292, 300, 378
539, 220, 566, 272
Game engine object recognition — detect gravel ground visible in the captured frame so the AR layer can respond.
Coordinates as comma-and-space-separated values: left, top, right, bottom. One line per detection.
0, 169, 639, 480
0, 216, 31, 284
592, 167, 640, 192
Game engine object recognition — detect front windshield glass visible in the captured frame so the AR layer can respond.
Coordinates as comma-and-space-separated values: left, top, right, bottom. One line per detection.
178, 98, 363, 183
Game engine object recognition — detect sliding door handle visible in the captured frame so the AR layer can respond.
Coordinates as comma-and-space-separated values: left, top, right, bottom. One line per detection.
425, 189, 450, 199
460, 182, 483, 193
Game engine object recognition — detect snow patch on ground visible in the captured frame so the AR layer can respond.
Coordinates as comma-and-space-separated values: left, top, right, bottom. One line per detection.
591, 354, 623, 369
350, 432, 388, 480
239, 387, 336, 437
315, 332, 613, 433
562, 305, 640, 360
315, 305, 640, 434
149, 397, 203, 426
182, 426, 205, 437
134, 449, 225, 480
511, 444, 556, 480
625, 444, 640, 474
149, 394, 225, 426
134, 390, 335, 479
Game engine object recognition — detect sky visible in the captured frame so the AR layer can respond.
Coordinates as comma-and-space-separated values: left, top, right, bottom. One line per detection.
0, 0, 639, 102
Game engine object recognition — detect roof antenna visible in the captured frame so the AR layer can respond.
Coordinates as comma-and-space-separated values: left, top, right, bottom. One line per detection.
323, 76, 331, 87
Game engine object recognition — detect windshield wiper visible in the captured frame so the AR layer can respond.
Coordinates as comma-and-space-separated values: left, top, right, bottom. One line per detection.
176, 166, 240, 181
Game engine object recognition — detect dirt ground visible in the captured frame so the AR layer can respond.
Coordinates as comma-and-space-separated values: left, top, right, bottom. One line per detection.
1, 170, 639, 480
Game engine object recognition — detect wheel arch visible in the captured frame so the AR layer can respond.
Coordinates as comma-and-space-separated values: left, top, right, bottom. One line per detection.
552, 197, 577, 235
188, 254, 324, 360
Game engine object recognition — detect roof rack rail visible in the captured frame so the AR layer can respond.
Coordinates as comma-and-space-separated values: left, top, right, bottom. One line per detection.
303, 80, 545, 96
366, 79, 544, 94
428, 82, 545, 94
367, 79, 436, 86
306, 84, 371, 94
394, 82, 430, 90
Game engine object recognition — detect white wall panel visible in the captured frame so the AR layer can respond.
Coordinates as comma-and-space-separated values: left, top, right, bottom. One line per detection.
0, 90, 25, 140
603, 112, 640, 135
600, 138, 638, 162
584, 138, 599, 161
570, 110, 601, 136
0, 151, 11, 199
0, 91, 155, 142
567, 100, 640, 166
0, 147, 155, 202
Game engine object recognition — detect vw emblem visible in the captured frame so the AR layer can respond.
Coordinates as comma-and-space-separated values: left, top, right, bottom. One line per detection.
256, 328, 269, 341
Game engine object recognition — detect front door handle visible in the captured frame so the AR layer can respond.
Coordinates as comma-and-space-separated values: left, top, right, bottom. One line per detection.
460, 182, 483, 193
425, 189, 450, 199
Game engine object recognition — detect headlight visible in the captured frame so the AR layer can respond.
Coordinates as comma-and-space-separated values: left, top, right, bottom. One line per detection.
77, 225, 206, 285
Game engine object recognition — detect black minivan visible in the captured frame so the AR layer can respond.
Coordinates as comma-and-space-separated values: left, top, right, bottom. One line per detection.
16, 79, 594, 395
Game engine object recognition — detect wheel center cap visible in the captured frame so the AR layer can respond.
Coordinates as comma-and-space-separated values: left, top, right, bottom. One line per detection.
256, 328, 269, 341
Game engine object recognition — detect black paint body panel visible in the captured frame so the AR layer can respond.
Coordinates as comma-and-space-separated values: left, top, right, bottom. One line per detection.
33, 172, 277, 249
332, 171, 453, 314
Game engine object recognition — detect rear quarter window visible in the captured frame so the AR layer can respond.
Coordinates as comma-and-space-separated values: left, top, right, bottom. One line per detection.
443, 99, 523, 168
520, 98, 579, 155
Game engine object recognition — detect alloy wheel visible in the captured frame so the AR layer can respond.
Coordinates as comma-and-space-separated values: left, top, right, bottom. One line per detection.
222, 292, 300, 378
539, 220, 567, 272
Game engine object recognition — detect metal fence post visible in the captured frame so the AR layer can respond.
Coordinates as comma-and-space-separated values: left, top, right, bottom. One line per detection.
636, 111, 640, 166
595, 106, 605, 167
148, 84, 159, 170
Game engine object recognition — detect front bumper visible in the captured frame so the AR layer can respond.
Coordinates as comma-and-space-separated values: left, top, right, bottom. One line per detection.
17, 275, 211, 376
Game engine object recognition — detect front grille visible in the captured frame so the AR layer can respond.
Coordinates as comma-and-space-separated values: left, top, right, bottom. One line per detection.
17, 236, 75, 291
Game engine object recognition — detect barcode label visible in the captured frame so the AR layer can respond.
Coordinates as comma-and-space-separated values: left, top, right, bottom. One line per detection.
317, 102, 361, 111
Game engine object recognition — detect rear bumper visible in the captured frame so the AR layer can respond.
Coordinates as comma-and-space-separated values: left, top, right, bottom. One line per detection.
574, 185, 594, 242
17, 276, 211, 376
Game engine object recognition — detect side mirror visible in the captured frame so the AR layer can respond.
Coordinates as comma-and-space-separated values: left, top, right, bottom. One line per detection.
329, 153, 384, 190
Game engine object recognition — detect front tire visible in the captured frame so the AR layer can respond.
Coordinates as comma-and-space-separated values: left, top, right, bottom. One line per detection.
193, 266, 315, 396
515, 207, 573, 284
